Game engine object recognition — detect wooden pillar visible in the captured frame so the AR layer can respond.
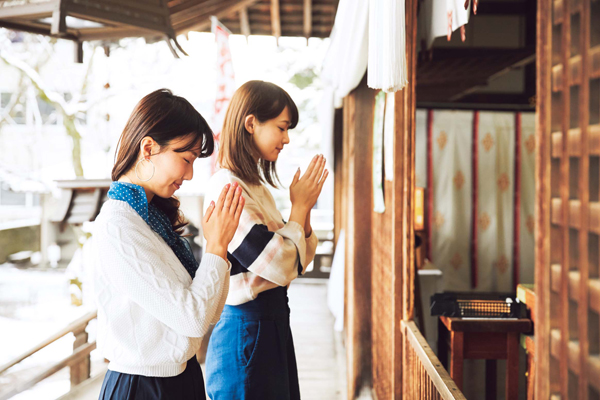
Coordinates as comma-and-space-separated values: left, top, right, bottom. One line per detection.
333, 108, 344, 246
397, 0, 418, 397
70, 324, 90, 387
344, 74, 374, 399
534, 0, 551, 397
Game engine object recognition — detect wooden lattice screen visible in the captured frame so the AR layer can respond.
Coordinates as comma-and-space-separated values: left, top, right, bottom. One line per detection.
537, 0, 600, 398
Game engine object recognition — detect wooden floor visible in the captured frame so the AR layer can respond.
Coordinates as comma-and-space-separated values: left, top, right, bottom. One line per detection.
60, 280, 346, 400
289, 279, 347, 400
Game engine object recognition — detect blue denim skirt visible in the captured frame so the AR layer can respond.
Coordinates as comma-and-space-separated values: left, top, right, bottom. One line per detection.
205, 286, 300, 400
98, 357, 205, 400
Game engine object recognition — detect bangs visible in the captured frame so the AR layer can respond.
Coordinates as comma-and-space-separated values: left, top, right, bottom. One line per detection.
171, 128, 214, 158
280, 91, 299, 129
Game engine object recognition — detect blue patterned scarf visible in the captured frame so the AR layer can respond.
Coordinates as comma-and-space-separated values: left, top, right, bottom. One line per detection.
107, 181, 199, 278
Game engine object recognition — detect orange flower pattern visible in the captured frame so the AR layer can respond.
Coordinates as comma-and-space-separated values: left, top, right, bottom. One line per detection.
450, 253, 462, 270
526, 215, 535, 234
478, 213, 491, 231
525, 135, 535, 154
433, 211, 445, 230
453, 170, 465, 190
494, 255, 509, 274
482, 133, 495, 152
437, 131, 448, 150
497, 173, 510, 192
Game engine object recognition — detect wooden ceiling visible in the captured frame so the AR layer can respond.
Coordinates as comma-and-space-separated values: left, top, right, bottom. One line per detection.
0, 0, 338, 42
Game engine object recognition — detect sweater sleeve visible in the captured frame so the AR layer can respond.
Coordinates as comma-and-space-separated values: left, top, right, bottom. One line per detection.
94, 211, 230, 338
211, 268, 230, 324
227, 194, 308, 287
305, 230, 319, 268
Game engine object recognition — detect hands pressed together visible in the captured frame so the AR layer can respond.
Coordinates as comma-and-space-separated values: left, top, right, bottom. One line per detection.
202, 182, 245, 261
201, 154, 329, 262
290, 154, 328, 213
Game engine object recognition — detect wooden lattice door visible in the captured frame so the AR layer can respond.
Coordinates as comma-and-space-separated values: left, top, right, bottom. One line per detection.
537, 0, 600, 398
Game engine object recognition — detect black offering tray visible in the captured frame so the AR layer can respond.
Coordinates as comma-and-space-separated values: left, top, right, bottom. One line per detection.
430, 292, 526, 319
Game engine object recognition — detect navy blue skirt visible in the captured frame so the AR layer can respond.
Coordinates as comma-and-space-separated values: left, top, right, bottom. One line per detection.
99, 357, 205, 400
205, 286, 300, 400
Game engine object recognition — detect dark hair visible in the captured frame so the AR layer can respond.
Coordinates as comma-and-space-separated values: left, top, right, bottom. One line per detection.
218, 80, 299, 187
112, 89, 214, 234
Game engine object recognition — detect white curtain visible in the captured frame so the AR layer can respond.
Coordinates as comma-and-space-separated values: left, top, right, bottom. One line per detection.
476, 112, 515, 292
431, 110, 474, 291
415, 109, 428, 189
415, 109, 535, 292
367, 0, 408, 92
519, 113, 536, 284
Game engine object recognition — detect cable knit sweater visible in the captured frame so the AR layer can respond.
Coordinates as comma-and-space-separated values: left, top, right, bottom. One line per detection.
92, 199, 230, 377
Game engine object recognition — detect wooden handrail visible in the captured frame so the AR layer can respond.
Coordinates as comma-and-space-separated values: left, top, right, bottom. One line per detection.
0, 342, 96, 400
402, 320, 466, 400
0, 310, 97, 375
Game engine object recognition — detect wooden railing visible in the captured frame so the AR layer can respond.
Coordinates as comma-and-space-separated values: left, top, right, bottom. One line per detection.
402, 320, 466, 400
0, 310, 97, 400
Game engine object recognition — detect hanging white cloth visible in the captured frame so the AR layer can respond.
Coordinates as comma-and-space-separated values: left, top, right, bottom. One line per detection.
319, 0, 369, 177
419, 0, 471, 49
320, 0, 369, 108
367, 0, 408, 92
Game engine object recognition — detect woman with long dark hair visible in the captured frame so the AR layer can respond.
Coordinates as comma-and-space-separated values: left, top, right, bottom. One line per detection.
93, 89, 244, 399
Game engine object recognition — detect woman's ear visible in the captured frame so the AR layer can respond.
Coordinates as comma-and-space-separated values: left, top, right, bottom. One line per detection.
244, 115, 256, 134
139, 136, 157, 159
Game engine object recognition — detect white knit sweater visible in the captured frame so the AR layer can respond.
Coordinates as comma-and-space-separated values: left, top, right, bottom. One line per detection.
92, 200, 230, 377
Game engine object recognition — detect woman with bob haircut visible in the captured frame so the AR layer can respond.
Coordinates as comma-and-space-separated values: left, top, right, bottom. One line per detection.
204, 80, 328, 400
93, 88, 245, 400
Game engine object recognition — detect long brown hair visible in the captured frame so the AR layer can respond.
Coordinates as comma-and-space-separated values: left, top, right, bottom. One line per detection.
218, 80, 299, 187
112, 89, 214, 234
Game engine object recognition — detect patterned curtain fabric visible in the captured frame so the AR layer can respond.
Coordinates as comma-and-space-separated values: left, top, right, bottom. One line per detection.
415, 109, 536, 292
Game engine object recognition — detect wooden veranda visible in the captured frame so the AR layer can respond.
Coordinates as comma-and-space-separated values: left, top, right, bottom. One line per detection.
3, 0, 597, 399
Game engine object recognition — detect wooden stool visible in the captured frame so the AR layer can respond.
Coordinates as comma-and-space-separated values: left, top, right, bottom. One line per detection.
437, 316, 532, 400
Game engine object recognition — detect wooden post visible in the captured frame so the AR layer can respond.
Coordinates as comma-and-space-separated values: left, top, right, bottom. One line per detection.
534, 0, 552, 397
344, 74, 374, 399
333, 108, 344, 245
70, 323, 90, 387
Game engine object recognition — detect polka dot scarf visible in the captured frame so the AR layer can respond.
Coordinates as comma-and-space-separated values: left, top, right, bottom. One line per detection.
107, 181, 199, 278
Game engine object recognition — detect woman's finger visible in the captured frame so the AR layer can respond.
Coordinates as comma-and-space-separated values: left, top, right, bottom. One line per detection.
318, 170, 329, 191
234, 196, 245, 223
203, 201, 215, 223
230, 186, 242, 215
291, 168, 300, 187
313, 157, 326, 183
303, 155, 319, 180
216, 184, 230, 211
308, 155, 324, 181
223, 182, 237, 210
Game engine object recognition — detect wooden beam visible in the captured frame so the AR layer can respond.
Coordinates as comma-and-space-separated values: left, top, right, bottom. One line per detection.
271, 0, 281, 43
171, 0, 259, 35
303, 0, 311, 39
0, 1, 57, 19
74, 41, 83, 63
50, 0, 67, 36
476, 1, 528, 15
239, 7, 250, 39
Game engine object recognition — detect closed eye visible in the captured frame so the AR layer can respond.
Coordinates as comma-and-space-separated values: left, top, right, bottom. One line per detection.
184, 158, 190, 164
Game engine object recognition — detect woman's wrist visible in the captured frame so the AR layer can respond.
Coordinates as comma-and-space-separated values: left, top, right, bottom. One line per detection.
289, 205, 309, 227
205, 242, 228, 261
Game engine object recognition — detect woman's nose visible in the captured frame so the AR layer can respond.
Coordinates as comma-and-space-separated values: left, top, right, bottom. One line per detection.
183, 165, 194, 181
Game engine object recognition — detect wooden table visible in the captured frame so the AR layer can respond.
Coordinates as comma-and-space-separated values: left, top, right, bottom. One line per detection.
437, 316, 532, 400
